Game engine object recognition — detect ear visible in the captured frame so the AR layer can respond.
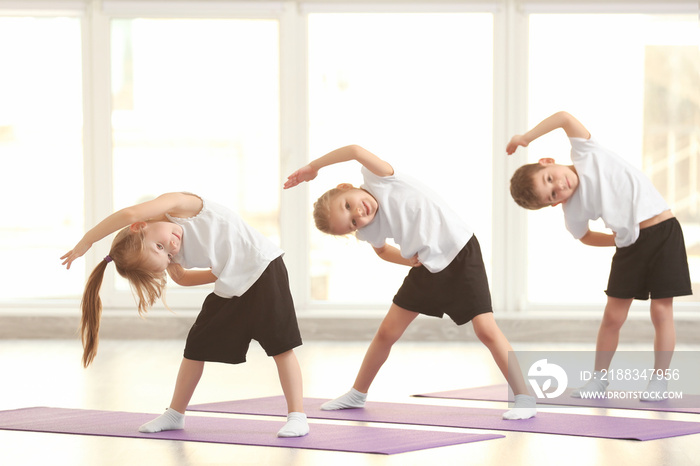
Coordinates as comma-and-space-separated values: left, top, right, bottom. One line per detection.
129, 221, 147, 232
336, 183, 354, 190
550, 202, 562, 207
538, 158, 555, 166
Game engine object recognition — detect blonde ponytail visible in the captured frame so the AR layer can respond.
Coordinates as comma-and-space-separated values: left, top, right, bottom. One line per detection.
78, 226, 168, 367
80, 259, 109, 367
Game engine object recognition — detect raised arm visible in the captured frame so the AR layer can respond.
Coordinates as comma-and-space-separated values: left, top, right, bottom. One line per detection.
61, 192, 201, 269
506, 111, 590, 155
284, 145, 394, 189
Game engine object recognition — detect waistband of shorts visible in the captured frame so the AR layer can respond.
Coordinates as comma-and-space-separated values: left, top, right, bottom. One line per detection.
639, 216, 678, 234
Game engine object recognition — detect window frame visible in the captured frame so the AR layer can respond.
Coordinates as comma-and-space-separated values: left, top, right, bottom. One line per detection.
0, 0, 695, 317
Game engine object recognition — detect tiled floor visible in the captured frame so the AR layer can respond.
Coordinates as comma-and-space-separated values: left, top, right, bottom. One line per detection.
1, 339, 698, 466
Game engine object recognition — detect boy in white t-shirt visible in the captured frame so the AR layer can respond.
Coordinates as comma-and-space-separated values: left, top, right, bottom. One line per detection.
284, 144, 537, 420
508, 111, 692, 399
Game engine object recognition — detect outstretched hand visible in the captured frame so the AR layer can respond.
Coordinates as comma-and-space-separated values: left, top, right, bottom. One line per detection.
506, 135, 529, 155
60, 239, 93, 270
283, 164, 318, 189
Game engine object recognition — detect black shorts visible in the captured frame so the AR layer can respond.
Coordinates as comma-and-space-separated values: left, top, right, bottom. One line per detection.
392, 235, 493, 325
184, 256, 302, 364
606, 218, 692, 300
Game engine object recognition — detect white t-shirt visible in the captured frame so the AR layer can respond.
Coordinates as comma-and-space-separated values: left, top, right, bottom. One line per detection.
563, 137, 668, 248
167, 197, 283, 298
356, 167, 473, 273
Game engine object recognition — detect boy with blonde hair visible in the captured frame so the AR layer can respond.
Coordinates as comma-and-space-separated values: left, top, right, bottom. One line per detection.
285, 144, 536, 420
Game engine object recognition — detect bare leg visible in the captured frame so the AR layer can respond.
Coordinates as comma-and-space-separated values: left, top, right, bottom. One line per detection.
139, 358, 204, 433
273, 349, 304, 413
472, 313, 536, 420
471, 313, 529, 396
321, 304, 418, 410
572, 297, 633, 398
169, 358, 205, 413
642, 298, 675, 401
352, 304, 419, 393
649, 297, 675, 370
594, 297, 634, 371
273, 349, 309, 437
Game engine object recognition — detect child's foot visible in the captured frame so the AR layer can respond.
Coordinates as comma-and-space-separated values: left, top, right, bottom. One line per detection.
641, 376, 668, 402
320, 388, 367, 410
571, 372, 609, 398
502, 394, 537, 420
277, 412, 309, 438
138, 408, 185, 433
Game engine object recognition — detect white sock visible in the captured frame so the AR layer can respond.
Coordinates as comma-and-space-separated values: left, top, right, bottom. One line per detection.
502, 394, 537, 420
641, 375, 669, 402
320, 388, 367, 410
138, 408, 185, 433
277, 412, 309, 438
571, 371, 609, 398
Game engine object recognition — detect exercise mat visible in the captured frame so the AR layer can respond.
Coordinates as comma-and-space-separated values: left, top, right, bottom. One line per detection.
0, 406, 502, 455
412, 384, 700, 415
188, 396, 700, 441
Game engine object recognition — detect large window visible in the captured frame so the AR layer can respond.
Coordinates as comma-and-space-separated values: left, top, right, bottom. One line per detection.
526, 13, 699, 306
0, 16, 84, 299
1, 1, 696, 313
111, 18, 280, 243
109, 18, 280, 298
308, 12, 494, 305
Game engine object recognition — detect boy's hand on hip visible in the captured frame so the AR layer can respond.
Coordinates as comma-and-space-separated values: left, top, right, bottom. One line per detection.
409, 254, 422, 267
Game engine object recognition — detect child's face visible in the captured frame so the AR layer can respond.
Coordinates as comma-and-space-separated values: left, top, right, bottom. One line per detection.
135, 221, 184, 272
532, 158, 579, 207
328, 186, 379, 235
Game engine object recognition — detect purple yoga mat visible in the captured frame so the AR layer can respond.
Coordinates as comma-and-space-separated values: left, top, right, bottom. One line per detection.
0, 407, 502, 455
413, 384, 700, 415
188, 396, 700, 441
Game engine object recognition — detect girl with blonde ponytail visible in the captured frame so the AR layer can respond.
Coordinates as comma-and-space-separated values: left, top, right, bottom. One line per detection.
61, 192, 308, 438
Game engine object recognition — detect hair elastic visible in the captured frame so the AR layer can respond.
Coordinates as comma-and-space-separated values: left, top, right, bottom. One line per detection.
104, 255, 113, 263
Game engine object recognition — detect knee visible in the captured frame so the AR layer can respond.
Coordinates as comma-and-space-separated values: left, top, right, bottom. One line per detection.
650, 300, 674, 327
373, 324, 403, 346
475, 329, 497, 347
600, 312, 627, 330
473, 319, 500, 347
600, 299, 632, 330
651, 312, 673, 328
